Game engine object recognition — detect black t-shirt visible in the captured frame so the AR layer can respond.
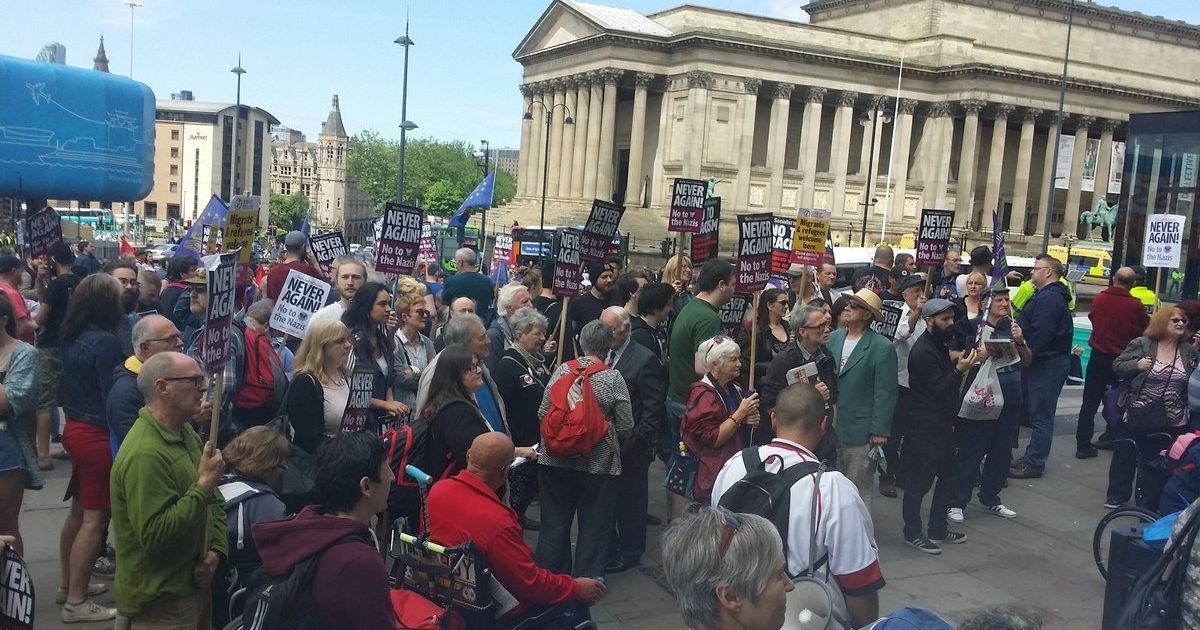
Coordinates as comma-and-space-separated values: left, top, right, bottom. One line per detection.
567, 290, 615, 341
37, 274, 79, 349
852, 266, 890, 296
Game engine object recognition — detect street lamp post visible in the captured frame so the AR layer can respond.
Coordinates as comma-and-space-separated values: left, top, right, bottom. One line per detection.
523, 102, 573, 263
859, 100, 892, 246
1042, 0, 1077, 253
473, 140, 491, 239
394, 20, 415, 204
230, 56, 245, 201
122, 0, 141, 77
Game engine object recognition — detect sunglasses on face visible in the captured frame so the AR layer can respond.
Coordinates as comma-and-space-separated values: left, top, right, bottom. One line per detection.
1171, 318, 1188, 324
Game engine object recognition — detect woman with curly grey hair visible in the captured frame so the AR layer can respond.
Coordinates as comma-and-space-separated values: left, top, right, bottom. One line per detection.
662, 506, 793, 630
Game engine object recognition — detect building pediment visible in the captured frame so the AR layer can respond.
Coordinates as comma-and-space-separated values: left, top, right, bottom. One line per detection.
514, 0, 672, 60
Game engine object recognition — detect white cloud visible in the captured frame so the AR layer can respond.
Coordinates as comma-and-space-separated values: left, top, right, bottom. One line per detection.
759, 0, 810, 23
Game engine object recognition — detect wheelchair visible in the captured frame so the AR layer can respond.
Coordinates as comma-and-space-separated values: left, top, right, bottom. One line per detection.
1091, 430, 1174, 580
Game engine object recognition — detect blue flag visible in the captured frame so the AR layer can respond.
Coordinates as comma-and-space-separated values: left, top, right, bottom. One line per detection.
301, 205, 312, 237
991, 210, 1008, 290
176, 195, 229, 261
449, 171, 495, 229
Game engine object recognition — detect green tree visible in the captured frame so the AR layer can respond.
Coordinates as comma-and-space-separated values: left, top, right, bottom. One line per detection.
345, 130, 399, 211
493, 169, 516, 206
424, 180, 461, 215
269, 191, 309, 229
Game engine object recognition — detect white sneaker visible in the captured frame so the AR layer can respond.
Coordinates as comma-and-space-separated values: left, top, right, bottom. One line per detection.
985, 504, 1017, 519
62, 599, 116, 623
55, 583, 107, 604
947, 508, 964, 524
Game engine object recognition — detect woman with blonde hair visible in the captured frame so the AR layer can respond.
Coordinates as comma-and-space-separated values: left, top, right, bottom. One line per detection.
284, 319, 354, 453
958, 271, 988, 321
213, 425, 289, 626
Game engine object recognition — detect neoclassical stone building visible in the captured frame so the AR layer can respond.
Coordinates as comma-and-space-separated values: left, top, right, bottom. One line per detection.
496, 0, 1200, 253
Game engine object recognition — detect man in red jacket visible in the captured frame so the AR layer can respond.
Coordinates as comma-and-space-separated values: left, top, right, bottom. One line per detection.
253, 432, 397, 629
428, 432, 605, 623
1076, 267, 1149, 459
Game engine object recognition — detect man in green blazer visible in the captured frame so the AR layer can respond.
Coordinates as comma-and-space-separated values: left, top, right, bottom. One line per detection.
827, 289, 899, 509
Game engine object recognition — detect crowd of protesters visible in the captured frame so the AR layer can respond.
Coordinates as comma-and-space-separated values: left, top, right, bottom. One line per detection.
5, 226, 1199, 630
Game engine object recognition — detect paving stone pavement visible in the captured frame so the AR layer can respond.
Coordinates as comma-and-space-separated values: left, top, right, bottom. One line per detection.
22, 386, 1114, 629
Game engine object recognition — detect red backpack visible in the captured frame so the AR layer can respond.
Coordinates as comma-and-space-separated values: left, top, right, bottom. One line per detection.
233, 324, 284, 411
541, 360, 610, 458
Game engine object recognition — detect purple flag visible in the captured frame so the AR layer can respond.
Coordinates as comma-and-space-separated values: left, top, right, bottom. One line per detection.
991, 210, 1008, 290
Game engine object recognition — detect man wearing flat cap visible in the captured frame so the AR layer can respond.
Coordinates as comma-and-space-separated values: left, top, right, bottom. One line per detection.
901, 298, 978, 554
828, 288, 898, 507
879, 273, 929, 498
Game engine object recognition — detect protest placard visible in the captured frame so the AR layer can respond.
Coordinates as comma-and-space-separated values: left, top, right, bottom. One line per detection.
26, 207, 62, 258
791, 208, 830, 267
1143, 214, 1186, 268
667, 178, 707, 233
376, 203, 422, 275
691, 197, 721, 265
201, 253, 237, 374
736, 213, 772, 293
418, 222, 435, 265
915, 209, 954, 267
201, 224, 225, 256
491, 233, 513, 274
0, 546, 34, 630
769, 216, 795, 283
580, 199, 625, 263
269, 269, 333, 339
224, 196, 259, 284
552, 228, 583, 297
341, 364, 377, 433
871, 302, 904, 341
718, 293, 752, 338
309, 232, 349, 277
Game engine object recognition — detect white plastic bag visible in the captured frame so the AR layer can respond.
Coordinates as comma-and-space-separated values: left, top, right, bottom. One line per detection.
959, 358, 1004, 420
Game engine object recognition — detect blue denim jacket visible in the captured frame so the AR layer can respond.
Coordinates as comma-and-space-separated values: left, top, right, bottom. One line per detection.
61, 329, 127, 428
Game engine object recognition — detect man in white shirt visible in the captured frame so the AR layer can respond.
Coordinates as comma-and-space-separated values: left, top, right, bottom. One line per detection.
711, 383, 885, 629
308, 257, 366, 326
880, 274, 929, 498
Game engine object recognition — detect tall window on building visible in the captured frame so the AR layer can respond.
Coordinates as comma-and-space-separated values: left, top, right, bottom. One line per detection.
167, 204, 181, 219
280, 182, 291, 195
300, 183, 311, 197
170, 165, 179, 175
171, 129, 180, 141
252, 120, 264, 195
221, 115, 233, 200
170, 182, 178, 193
145, 201, 158, 218
170, 147, 179, 158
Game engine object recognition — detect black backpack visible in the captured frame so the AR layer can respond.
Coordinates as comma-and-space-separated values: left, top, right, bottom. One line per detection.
228, 534, 370, 630
717, 448, 822, 572
1117, 504, 1200, 630
383, 417, 437, 521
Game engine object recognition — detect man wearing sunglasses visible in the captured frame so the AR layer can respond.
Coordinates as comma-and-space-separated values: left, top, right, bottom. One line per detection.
110, 352, 226, 629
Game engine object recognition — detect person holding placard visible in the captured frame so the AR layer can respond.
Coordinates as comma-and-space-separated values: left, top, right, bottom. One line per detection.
341, 282, 408, 427
738, 288, 790, 390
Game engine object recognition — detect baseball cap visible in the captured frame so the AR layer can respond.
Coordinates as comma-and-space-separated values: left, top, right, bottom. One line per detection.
0, 255, 22, 274
284, 230, 307, 250
899, 274, 926, 293
890, 264, 911, 280
921, 298, 956, 318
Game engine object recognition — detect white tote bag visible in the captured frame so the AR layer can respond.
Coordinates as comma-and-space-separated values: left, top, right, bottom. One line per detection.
958, 358, 1004, 420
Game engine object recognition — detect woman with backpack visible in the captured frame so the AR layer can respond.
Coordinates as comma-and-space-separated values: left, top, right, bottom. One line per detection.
341, 281, 408, 429
1108, 306, 1199, 509
493, 307, 551, 529
285, 319, 355, 453
680, 336, 760, 506
213, 426, 289, 628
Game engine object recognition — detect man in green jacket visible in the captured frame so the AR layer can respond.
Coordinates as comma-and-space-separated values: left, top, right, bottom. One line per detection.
828, 289, 899, 509
110, 351, 227, 628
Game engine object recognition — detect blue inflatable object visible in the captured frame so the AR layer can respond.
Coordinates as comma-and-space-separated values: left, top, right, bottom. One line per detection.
0, 54, 154, 201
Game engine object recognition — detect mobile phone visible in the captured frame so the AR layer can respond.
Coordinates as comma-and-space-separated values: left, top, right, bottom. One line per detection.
743, 389, 756, 398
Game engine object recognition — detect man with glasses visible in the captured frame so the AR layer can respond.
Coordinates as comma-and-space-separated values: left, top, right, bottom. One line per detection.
760, 303, 837, 463
110, 351, 227, 629
108, 314, 189, 450
106, 259, 142, 355
1010, 255, 1074, 479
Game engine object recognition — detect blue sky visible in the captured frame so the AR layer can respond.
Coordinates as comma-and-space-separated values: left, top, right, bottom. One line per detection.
4, 0, 1198, 151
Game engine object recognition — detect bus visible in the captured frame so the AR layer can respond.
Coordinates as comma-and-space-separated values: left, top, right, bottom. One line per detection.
54, 207, 113, 229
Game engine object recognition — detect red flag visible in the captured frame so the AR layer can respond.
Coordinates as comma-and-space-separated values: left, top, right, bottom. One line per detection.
119, 236, 135, 258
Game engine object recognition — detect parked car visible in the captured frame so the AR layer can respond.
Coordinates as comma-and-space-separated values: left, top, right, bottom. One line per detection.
147, 243, 178, 263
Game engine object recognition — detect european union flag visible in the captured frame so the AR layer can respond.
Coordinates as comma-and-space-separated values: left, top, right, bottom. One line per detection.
449, 171, 495, 229
176, 195, 229, 261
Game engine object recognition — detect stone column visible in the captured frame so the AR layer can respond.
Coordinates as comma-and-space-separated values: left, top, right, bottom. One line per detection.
766, 82, 795, 211
1063, 115, 1094, 238
570, 75, 591, 199
622, 72, 653, 208
982, 104, 1015, 224
921, 102, 952, 208
546, 80, 566, 197
955, 100, 984, 226
582, 70, 604, 199
885, 98, 916, 224
829, 91, 857, 217
1091, 118, 1119, 213
867, 98, 887, 205
596, 68, 623, 201
517, 84, 533, 196
858, 100, 875, 176
798, 87, 826, 211
1009, 108, 1040, 235
528, 84, 546, 200
557, 77, 577, 199
934, 105, 955, 210
684, 70, 712, 180
1036, 119, 1060, 238
735, 78, 762, 211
